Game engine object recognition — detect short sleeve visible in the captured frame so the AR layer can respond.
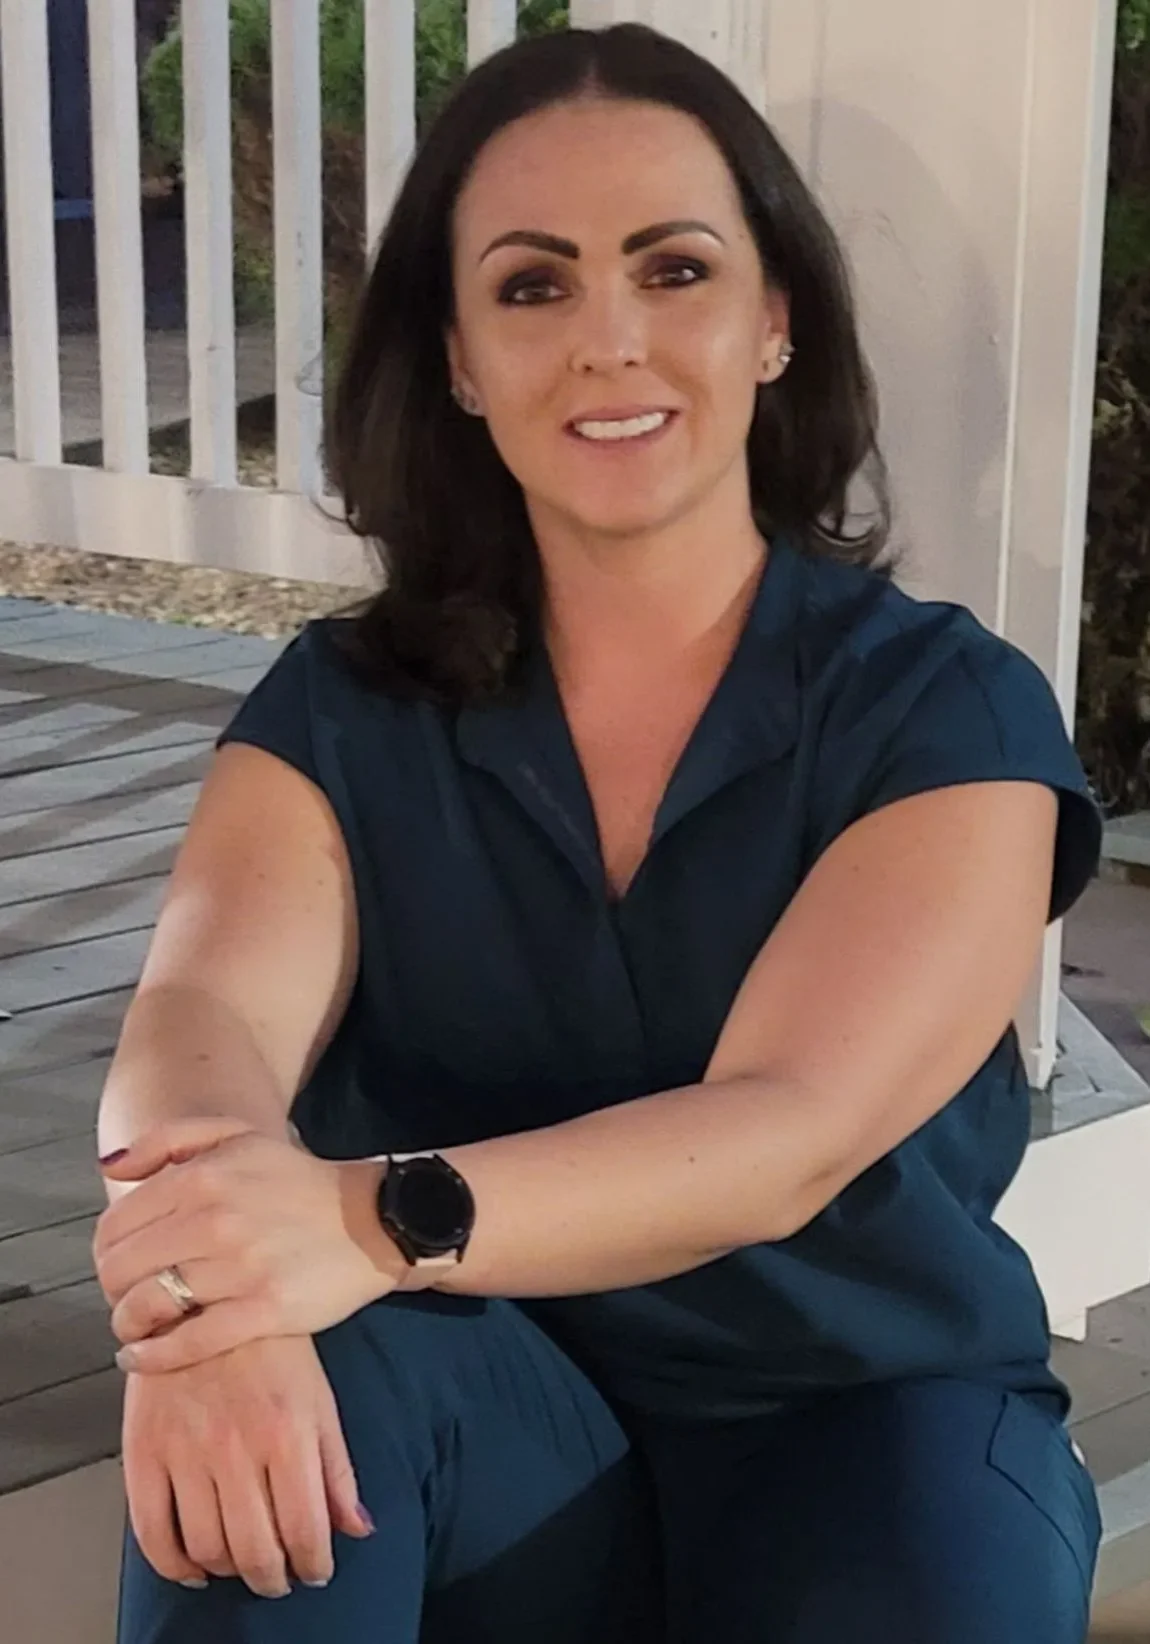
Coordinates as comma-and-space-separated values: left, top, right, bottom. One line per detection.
215, 624, 324, 787
842, 625, 1103, 924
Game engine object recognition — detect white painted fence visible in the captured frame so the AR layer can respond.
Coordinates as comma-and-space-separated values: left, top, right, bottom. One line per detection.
0, 0, 522, 585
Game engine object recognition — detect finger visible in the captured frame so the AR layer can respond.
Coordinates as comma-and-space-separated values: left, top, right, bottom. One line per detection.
99, 1117, 256, 1181
171, 1465, 237, 1581
124, 1454, 209, 1590
93, 1177, 187, 1273
217, 1462, 292, 1600
317, 1402, 373, 1541
94, 1136, 256, 1266
267, 1436, 335, 1589
98, 1208, 225, 1308
111, 1259, 233, 1347
117, 1299, 280, 1376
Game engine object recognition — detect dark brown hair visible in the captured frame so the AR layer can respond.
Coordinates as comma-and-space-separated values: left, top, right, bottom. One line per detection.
327, 23, 891, 704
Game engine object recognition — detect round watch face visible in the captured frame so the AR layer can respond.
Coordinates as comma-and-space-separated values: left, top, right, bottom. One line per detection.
392, 1158, 474, 1253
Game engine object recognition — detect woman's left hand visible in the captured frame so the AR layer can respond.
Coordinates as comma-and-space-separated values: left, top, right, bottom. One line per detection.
94, 1118, 405, 1375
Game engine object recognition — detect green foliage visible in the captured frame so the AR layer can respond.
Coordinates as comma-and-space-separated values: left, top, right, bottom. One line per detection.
1079, 11, 1150, 813
1105, 187, 1150, 291
141, 2, 568, 326
142, 1, 569, 162
1118, 0, 1150, 54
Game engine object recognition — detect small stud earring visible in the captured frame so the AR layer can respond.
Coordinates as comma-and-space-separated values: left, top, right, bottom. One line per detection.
759, 342, 795, 385
451, 382, 482, 417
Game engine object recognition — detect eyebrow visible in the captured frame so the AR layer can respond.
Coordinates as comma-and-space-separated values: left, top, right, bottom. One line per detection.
477, 219, 725, 264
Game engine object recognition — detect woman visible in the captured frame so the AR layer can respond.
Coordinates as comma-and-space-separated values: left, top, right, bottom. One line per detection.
97, 24, 1103, 1644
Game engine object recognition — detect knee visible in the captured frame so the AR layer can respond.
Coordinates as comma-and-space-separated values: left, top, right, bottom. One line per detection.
314, 1292, 492, 1408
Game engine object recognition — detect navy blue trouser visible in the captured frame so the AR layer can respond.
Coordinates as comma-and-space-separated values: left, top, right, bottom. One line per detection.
118, 1292, 1101, 1643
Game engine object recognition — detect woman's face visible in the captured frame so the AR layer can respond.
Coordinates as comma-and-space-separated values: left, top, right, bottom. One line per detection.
448, 97, 790, 543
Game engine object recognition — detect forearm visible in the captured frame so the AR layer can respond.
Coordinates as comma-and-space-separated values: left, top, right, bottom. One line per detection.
347, 1075, 833, 1299
98, 984, 294, 1201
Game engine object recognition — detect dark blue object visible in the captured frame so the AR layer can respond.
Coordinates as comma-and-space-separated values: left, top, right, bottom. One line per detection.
215, 534, 1102, 1419
115, 533, 1107, 1638
118, 1291, 1100, 1640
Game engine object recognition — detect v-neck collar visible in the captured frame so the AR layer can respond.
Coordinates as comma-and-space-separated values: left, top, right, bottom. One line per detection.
454, 535, 806, 900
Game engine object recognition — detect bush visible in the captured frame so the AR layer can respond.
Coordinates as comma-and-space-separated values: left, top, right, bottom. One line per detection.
1079, 4, 1150, 814
141, 0, 568, 329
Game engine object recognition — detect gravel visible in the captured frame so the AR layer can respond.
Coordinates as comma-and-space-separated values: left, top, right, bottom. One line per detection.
0, 540, 364, 638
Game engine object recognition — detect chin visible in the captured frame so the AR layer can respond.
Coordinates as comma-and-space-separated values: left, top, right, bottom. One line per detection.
548, 488, 696, 542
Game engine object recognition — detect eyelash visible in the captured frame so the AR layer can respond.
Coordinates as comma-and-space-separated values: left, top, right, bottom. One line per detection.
497, 257, 711, 306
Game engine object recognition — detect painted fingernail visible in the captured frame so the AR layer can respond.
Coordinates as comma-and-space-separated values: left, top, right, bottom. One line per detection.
356, 1504, 376, 1533
99, 1148, 129, 1166
179, 1578, 209, 1591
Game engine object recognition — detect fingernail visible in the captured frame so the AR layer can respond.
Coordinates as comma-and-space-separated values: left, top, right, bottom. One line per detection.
179, 1578, 209, 1590
99, 1148, 129, 1166
115, 1347, 139, 1373
302, 1579, 330, 1589
356, 1504, 376, 1533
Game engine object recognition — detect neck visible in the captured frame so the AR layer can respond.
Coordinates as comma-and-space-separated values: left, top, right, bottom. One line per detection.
531, 481, 768, 688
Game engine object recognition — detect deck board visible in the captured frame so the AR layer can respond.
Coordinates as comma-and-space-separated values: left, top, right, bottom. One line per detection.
0, 828, 184, 908
0, 1058, 110, 1153
0, 928, 155, 1015
0, 1215, 100, 1299
0, 703, 232, 776
0, 783, 205, 862
1, 990, 135, 1076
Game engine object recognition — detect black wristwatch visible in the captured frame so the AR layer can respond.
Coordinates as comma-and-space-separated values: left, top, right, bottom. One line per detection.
377, 1153, 476, 1274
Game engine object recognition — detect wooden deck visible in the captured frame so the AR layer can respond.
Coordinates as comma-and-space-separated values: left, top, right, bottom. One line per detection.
0, 597, 282, 1494
1, 593, 1149, 1632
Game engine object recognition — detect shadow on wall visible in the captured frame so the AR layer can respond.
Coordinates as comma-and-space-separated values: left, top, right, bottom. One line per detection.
769, 83, 1027, 630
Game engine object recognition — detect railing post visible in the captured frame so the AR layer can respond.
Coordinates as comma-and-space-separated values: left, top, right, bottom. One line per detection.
182, 0, 238, 486
0, 0, 61, 464
365, 0, 416, 256
87, 0, 150, 475
468, 0, 518, 65
271, 0, 324, 496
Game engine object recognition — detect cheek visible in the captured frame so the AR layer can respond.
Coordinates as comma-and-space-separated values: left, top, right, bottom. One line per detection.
689, 307, 766, 391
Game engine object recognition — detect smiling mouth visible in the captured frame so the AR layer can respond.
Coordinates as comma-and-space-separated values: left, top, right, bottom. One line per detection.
567, 410, 677, 444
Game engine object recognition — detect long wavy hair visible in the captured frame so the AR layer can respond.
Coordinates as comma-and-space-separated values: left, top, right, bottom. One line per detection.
326, 24, 891, 704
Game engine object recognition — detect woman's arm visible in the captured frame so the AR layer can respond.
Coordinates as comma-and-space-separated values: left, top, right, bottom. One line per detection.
98, 742, 359, 1197
95, 778, 1057, 1372
393, 779, 1058, 1294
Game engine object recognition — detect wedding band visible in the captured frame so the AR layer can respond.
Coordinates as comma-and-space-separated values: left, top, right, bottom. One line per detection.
155, 1265, 199, 1316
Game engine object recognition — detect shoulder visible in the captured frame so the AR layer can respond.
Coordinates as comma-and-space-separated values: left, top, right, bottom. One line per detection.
793, 550, 1052, 730
215, 615, 431, 787
791, 551, 1102, 921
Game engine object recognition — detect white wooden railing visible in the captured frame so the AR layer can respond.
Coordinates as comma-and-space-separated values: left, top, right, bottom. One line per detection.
0, 0, 527, 586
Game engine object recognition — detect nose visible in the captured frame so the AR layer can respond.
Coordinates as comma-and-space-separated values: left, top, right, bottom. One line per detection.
568, 282, 649, 376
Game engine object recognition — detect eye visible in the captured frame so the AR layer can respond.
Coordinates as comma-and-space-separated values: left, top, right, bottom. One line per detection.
644, 256, 711, 289
497, 268, 567, 306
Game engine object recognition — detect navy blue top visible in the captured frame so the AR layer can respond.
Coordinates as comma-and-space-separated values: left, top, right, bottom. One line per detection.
218, 537, 1102, 1422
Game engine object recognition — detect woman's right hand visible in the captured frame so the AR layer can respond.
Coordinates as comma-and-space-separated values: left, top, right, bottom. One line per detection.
122, 1334, 374, 1599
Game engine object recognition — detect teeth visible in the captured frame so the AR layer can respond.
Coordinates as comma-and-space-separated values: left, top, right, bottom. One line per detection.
573, 411, 670, 442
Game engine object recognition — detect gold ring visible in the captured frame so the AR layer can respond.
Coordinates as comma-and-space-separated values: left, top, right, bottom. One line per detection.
154, 1265, 199, 1316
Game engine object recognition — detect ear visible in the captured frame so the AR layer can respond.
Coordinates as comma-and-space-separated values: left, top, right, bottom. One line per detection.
445, 326, 479, 407
757, 287, 793, 385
